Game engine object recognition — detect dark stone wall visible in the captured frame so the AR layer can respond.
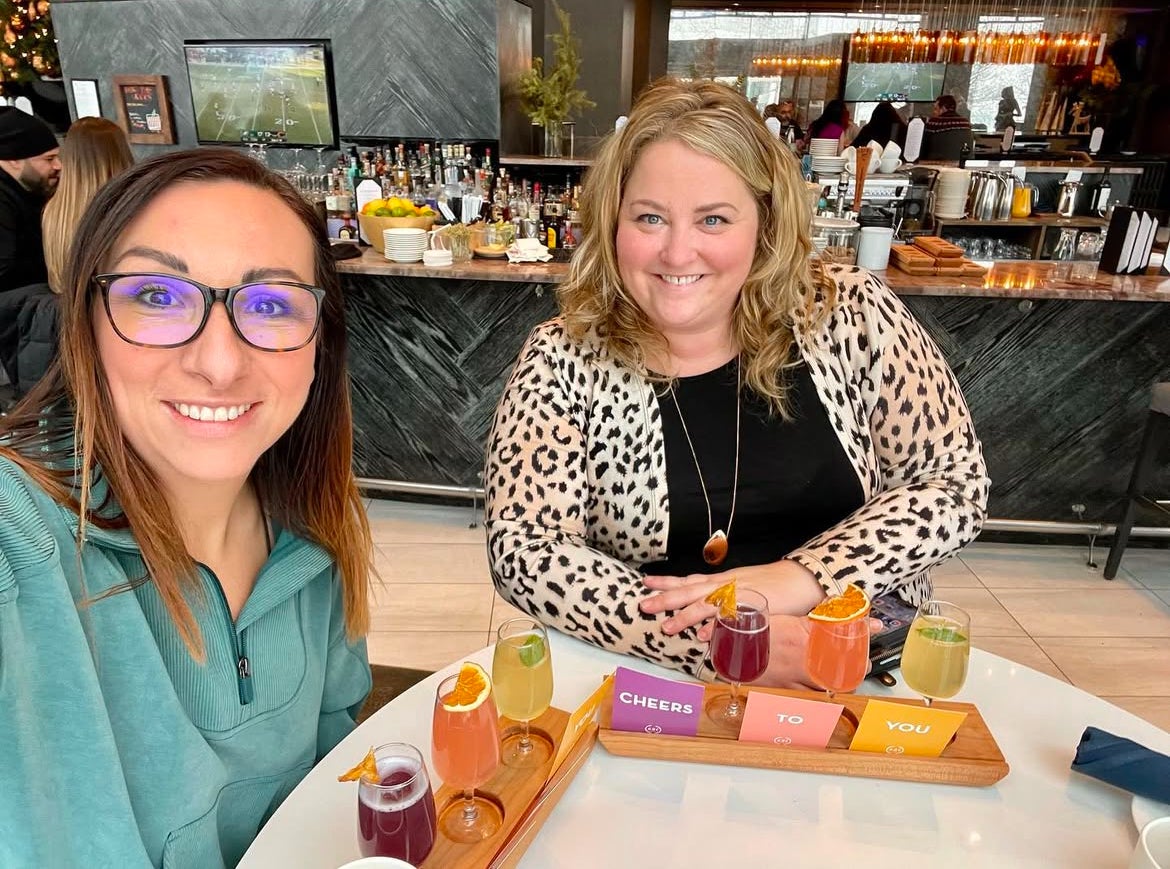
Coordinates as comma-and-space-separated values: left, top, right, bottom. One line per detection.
52, 0, 501, 153
342, 272, 1170, 522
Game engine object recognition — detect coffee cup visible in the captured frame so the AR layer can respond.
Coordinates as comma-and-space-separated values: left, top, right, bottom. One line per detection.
1132, 817, 1170, 869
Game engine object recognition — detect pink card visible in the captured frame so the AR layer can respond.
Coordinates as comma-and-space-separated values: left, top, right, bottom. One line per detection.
610, 666, 703, 737
737, 691, 844, 748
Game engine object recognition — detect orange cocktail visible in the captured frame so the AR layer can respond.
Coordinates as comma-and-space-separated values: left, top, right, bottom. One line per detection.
805, 583, 871, 699
431, 663, 502, 843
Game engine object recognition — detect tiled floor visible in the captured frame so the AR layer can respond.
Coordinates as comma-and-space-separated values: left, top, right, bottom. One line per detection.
364, 498, 1170, 732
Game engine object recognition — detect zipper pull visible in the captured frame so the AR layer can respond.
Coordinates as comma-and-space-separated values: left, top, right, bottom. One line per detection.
237, 655, 254, 705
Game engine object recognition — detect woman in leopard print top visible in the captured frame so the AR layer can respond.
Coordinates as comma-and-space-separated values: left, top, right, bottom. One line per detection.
485, 80, 988, 686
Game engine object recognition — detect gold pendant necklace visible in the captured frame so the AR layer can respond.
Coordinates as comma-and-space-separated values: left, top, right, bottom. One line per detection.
667, 359, 741, 566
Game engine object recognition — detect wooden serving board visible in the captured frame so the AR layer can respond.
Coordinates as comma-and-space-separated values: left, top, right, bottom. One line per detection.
598, 683, 1009, 788
913, 235, 965, 259
420, 706, 596, 869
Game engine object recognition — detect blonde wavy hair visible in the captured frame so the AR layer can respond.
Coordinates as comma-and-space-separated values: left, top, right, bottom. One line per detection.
559, 77, 837, 417
42, 117, 134, 293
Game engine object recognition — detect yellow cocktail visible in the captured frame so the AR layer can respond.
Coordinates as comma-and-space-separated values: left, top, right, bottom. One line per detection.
900, 602, 971, 705
492, 618, 554, 767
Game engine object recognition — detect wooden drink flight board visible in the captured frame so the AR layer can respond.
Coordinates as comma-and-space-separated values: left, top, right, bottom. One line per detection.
598, 682, 1009, 787
419, 705, 598, 869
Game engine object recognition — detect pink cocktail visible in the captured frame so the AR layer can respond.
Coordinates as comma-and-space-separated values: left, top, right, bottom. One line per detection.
806, 616, 870, 698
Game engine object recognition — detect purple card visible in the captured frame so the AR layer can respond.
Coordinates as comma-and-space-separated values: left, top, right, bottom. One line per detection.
611, 666, 704, 737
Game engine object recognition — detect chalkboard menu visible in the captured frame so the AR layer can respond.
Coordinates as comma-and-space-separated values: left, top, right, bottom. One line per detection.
113, 74, 175, 145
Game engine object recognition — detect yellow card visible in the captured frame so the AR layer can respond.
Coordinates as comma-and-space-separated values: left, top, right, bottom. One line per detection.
549, 673, 611, 778
848, 699, 968, 757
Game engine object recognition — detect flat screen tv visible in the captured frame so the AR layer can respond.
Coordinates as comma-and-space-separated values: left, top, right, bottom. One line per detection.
843, 62, 946, 103
183, 39, 340, 148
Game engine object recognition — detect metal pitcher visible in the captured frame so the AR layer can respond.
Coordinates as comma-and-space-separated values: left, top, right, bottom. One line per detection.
1056, 180, 1082, 218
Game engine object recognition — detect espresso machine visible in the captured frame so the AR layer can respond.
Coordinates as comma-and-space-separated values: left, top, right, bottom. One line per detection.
896, 168, 937, 237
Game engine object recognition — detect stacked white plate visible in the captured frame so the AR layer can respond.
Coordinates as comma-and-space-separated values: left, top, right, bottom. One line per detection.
422, 249, 453, 267
809, 138, 840, 157
383, 228, 429, 263
934, 168, 972, 219
811, 156, 847, 175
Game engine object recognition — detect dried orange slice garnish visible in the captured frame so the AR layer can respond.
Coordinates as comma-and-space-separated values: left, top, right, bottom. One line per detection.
442, 662, 492, 713
337, 747, 379, 783
704, 581, 738, 619
808, 583, 871, 622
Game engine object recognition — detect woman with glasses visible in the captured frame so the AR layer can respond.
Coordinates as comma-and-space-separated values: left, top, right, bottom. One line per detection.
0, 148, 374, 866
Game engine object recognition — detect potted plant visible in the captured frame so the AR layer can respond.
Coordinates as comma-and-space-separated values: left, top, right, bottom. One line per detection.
517, 1, 594, 157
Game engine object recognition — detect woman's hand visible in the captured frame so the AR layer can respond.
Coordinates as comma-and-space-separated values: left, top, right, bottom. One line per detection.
640, 560, 827, 640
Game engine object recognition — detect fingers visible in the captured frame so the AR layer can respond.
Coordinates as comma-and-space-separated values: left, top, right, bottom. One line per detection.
867, 617, 884, 634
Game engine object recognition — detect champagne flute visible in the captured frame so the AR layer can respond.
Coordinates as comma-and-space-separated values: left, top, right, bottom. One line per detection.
900, 600, 971, 706
707, 589, 770, 726
492, 618, 554, 768
431, 668, 502, 842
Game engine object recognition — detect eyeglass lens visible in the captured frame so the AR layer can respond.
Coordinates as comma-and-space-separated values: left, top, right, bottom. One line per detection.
105, 274, 321, 351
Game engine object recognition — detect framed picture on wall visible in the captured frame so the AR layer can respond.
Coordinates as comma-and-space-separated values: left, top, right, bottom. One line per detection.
70, 78, 102, 119
112, 74, 175, 145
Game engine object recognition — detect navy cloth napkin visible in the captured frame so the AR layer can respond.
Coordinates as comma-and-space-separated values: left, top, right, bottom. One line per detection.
1071, 726, 1170, 804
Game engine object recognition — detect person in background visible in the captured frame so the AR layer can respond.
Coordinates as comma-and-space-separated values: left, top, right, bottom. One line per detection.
484, 78, 988, 687
765, 99, 804, 145
43, 116, 134, 294
995, 86, 1022, 132
0, 148, 374, 866
0, 106, 59, 294
0, 118, 134, 400
850, 101, 905, 149
925, 94, 972, 134
805, 99, 852, 151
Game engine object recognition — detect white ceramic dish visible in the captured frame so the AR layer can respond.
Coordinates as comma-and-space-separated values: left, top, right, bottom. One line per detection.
1134, 795, 1170, 832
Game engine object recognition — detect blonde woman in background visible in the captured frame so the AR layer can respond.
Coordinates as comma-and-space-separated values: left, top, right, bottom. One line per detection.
484, 78, 988, 688
43, 116, 134, 292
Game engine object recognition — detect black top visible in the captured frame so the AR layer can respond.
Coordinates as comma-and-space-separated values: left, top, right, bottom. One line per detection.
0, 168, 48, 294
642, 359, 865, 578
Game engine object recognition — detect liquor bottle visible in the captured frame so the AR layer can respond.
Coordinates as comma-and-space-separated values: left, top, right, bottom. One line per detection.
1091, 166, 1112, 217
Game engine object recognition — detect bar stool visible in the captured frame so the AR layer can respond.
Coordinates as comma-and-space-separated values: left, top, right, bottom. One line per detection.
1104, 382, 1170, 579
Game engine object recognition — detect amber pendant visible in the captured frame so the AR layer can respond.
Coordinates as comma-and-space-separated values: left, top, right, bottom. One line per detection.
702, 530, 729, 566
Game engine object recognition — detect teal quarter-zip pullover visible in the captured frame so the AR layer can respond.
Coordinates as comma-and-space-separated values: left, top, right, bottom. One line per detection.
0, 456, 372, 867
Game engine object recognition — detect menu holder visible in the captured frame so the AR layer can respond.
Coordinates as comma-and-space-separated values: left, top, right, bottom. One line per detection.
598, 681, 1009, 788
1100, 206, 1165, 275
420, 705, 598, 869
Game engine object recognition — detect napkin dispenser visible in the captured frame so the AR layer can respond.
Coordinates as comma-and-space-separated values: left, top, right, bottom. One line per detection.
1099, 206, 1165, 275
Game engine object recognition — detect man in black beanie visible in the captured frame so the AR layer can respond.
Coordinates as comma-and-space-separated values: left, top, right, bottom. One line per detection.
0, 106, 60, 295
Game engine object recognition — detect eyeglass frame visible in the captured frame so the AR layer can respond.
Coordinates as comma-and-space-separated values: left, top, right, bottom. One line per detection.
92, 272, 327, 352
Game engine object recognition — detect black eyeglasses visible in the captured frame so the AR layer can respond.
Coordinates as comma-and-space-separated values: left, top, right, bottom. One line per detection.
94, 273, 326, 352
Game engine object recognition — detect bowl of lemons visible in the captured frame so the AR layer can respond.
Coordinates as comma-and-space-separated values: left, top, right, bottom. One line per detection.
358, 198, 438, 253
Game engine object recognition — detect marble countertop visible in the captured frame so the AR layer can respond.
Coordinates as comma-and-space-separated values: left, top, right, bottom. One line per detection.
337, 247, 1170, 302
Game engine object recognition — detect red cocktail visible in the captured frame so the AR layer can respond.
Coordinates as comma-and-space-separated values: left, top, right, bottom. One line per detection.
356, 743, 437, 863
707, 588, 770, 726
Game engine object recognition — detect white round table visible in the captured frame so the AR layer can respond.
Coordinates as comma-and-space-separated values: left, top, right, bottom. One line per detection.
240, 633, 1170, 868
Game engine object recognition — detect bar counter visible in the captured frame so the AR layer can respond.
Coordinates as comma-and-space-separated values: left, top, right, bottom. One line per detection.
337, 247, 1170, 301
338, 248, 1170, 523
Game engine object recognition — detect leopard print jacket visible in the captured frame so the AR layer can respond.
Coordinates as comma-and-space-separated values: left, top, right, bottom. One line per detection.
484, 266, 989, 679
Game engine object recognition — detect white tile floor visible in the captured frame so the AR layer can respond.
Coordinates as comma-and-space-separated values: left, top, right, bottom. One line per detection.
364, 498, 1170, 732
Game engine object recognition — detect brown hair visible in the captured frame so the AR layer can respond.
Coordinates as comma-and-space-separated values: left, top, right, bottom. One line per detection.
558, 77, 836, 416
42, 117, 134, 293
1, 147, 372, 656
936, 94, 958, 113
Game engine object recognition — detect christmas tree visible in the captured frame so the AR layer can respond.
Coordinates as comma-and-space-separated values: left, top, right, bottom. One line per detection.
0, 0, 59, 93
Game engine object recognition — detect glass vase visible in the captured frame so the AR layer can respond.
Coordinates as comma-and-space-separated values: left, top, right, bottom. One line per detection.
543, 120, 563, 158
